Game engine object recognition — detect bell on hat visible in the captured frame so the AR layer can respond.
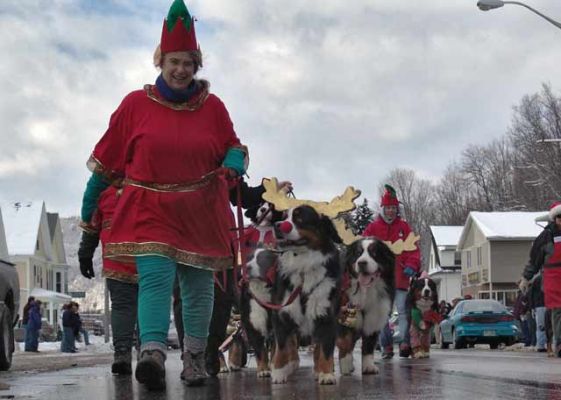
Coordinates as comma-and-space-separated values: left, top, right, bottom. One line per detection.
160, 0, 199, 53
549, 201, 561, 221
380, 184, 399, 207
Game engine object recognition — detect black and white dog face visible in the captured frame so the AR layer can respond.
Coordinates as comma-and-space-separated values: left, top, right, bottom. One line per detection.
245, 202, 286, 228
274, 205, 342, 252
246, 247, 278, 286
409, 276, 439, 311
346, 238, 395, 289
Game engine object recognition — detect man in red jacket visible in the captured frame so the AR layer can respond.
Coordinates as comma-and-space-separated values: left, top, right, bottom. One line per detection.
362, 185, 421, 358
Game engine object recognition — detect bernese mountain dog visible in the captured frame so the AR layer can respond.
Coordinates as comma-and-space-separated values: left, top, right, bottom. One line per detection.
229, 202, 285, 373
270, 205, 343, 385
407, 274, 440, 359
238, 247, 278, 377
337, 237, 395, 375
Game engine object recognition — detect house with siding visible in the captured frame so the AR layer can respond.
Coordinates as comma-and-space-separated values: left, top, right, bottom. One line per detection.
428, 226, 463, 302
2, 201, 71, 332
457, 211, 545, 307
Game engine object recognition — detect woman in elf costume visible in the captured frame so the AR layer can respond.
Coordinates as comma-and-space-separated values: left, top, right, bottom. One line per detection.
80, 0, 248, 390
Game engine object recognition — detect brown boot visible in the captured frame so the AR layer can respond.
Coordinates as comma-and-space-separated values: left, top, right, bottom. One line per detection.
181, 351, 207, 386
135, 347, 166, 391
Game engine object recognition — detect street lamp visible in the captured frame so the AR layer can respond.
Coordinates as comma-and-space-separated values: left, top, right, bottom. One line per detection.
477, 0, 561, 30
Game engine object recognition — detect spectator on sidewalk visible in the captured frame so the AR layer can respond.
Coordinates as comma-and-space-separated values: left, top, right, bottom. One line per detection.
61, 302, 79, 353
74, 303, 90, 347
513, 289, 531, 346
520, 201, 561, 357
24, 300, 42, 352
22, 296, 35, 349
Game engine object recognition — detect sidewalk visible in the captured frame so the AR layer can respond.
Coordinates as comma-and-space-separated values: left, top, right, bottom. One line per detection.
9, 335, 113, 373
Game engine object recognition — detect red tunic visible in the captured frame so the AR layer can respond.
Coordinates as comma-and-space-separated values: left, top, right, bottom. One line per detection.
362, 216, 421, 290
88, 82, 245, 271
91, 186, 138, 283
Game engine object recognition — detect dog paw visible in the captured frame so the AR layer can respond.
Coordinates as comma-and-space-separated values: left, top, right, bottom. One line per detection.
362, 364, 379, 375
340, 353, 355, 375
257, 369, 271, 378
229, 363, 241, 371
318, 372, 336, 385
271, 366, 290, 384
219, 365, 230, 373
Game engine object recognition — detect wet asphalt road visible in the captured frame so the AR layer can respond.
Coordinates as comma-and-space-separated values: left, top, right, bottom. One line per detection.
2, 348, 561, 400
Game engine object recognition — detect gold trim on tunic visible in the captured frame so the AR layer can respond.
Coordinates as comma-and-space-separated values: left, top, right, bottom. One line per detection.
86, 155, 124, 185
102, 269, 138, 284
122, 171, 217, 193
104, 242, 233, 272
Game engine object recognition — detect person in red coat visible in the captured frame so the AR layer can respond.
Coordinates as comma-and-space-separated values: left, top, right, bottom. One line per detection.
520, 201, 561, 357
362, 184, 421, 358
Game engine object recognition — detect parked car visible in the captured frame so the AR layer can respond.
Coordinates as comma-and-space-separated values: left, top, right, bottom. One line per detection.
439, 299, 519, 349
0, 259, 20, 371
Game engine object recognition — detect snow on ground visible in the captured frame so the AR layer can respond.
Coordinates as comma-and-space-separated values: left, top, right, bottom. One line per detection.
16, 334, 113, 355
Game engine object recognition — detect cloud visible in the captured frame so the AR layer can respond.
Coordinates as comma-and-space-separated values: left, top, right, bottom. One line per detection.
1, 0, 561, 216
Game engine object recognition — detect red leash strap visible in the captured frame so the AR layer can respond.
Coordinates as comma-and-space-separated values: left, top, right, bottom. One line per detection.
234, 179, 247, 294
248, 286, 303, 311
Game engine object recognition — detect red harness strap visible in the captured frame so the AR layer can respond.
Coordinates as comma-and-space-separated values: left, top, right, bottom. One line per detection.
247, 285, 303, 311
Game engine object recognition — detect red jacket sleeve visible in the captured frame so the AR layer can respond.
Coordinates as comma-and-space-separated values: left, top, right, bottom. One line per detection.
89, 92, 137, 179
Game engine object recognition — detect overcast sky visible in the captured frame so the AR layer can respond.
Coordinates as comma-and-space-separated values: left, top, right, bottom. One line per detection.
1, 0, 560, 217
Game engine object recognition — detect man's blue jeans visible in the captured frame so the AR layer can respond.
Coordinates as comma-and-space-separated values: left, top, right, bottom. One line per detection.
61, 327, 76, 352
380, 289, 410, 349
534, 307, 547, 350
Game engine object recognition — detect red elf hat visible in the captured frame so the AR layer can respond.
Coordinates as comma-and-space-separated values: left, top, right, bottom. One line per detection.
380, 184, 399, 207
160, 0, 198, 53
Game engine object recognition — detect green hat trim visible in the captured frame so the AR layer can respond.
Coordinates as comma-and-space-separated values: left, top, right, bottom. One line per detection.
166, 0, 192, 32
384, 184, 397, 198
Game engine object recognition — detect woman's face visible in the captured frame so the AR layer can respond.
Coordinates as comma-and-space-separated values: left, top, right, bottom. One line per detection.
383, 205, 398, 222
161, 51, 196, 91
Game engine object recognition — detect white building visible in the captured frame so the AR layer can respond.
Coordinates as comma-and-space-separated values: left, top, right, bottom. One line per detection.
2, 201, 71, 331
457, 211, 545, 307
428, 226, 463, 303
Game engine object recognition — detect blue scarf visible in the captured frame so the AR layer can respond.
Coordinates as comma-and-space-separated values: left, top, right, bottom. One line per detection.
155, 74, 198, 103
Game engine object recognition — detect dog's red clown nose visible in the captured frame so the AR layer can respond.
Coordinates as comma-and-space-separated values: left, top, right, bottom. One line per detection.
279, 221, 293, 234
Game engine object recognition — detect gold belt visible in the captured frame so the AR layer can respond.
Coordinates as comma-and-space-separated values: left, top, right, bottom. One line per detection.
123, 171, 217, 193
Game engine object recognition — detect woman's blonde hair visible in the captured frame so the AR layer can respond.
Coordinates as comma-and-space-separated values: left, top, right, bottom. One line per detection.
153, 45, 203, 74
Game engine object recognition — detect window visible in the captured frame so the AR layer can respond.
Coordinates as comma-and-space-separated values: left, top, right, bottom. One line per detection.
477, 247, 482, 266
454, 251, 461, 266
56, 272, 62, 293
467, 251, 472, 268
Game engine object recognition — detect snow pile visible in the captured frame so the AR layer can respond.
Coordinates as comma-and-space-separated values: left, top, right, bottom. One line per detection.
17, 333, 113, 354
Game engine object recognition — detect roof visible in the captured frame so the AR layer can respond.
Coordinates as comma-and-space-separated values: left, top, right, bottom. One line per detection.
30, 288, 71, 304
430, 225, 463, 247
458, 211, 545, 249
47, 213, 59, 242
1, 201, 45, 256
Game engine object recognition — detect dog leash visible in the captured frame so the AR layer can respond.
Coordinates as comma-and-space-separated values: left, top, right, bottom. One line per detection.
247, 284, 303, 311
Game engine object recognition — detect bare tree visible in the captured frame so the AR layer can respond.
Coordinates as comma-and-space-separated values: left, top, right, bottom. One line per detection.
509, 83, 561, 209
